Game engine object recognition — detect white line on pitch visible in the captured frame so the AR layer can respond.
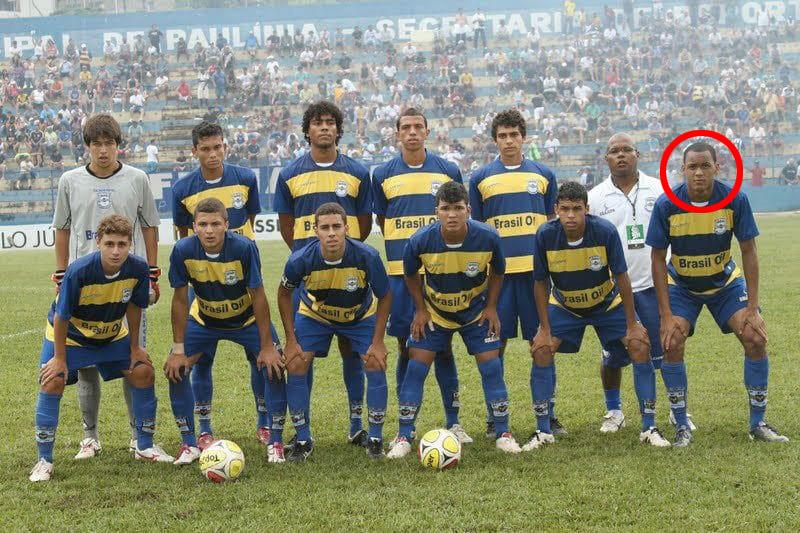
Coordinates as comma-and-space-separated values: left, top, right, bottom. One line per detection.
0, 328, 38, 340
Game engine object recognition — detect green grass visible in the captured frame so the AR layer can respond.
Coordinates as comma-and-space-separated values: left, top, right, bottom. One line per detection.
2, 214, 800, 531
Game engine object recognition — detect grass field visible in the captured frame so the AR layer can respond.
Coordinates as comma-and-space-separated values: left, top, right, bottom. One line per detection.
2, 214, 799, 531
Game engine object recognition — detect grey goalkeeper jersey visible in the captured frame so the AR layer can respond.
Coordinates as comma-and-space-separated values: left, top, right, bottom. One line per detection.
53, 163, 160, 263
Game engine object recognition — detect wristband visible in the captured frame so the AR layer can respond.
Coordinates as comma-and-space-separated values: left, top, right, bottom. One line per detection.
149, 266, 161, 281
172, 342, 184, 354
51, 269, 66, 285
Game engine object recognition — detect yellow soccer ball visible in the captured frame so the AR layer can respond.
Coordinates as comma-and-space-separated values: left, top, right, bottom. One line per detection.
199, 440, 245, 483
418, 429, 461, 470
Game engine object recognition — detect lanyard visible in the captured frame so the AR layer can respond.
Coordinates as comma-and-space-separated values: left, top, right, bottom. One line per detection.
615, 179, 640, 221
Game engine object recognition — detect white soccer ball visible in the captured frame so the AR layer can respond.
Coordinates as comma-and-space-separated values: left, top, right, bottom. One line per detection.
418, 428, 461, 470
199, 439, 245, 483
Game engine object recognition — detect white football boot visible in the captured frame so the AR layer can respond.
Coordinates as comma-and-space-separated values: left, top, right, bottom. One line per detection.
448, 424, 473, 444
74, 437, 102, 459
495, 432, 522, 454
522, 431, 555, 451
386, 437, 412, 459
134, 443, 175, 463
639, 426, 671, 447
173, 444, 201, 465
669, 410, 697, 431
29, 459, 53, 482
600, 410, 626, 433
268, 443, 286, 463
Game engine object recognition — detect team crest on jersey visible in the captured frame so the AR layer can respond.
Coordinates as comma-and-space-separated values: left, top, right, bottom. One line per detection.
430, 181, 443, 196
345, 276, 359, 292
527, 179, 539, 195
334, 180, 348, 198
465, 261, 480, 277
644, 197, 656, 212
224, 269, 238, 285
588, 255, 603, 271
96, 190, 112, 209
121, 288, 132, 303
231, 192, 245, 209
713, 217, 727, 235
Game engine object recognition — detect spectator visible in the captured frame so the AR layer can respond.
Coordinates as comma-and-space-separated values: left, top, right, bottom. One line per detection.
472, 8, 487, 49
145, 139, 159, 173
779, 158, 798, 185
749, 159, 765, 187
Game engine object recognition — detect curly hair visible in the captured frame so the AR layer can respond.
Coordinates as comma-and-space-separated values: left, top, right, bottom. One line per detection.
191, 121, 225, 148
302, 100, 344, 145
96, 214, 133, 241
491, 108, 526, 140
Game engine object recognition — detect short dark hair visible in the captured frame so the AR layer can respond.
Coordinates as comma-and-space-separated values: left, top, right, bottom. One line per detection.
683, 141, 717, 163
83, 113, 121, 146
435, 181, 469, 206
314, 201, 347, 225
396, 107, 428, 130
556, 181, 588, 205
491, 108, 526, 140
302, 101, 344, 144
194, 197, 228, 220
192, 121, 224, 148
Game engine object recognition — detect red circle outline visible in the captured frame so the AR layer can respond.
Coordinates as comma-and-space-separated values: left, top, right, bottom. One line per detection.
659, 130, 744, 213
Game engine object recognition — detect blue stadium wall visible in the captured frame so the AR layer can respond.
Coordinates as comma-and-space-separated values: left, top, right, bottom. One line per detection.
0, 0, 797, 57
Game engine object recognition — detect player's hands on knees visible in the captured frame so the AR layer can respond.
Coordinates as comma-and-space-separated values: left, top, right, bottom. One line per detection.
660, 314, 686, 351
129, 346, 152, 372
257, 344, 285, 380
163, 350, 190, 383
740, 307, 768, 344
40, 358, 67, 386
411, 309, 434, 341
283, 339, 306, 368
623, 322, 650, 350
363, 339, 389, 371
530, 328, 554, 360
479, 307, 501, 339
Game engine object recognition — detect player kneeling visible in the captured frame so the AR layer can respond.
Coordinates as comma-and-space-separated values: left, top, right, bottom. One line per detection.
527, 182, 667, 450
277, 203, 392, 461
164, 198, 285, 465
31, 215, 172, 482
388, 182, 522, 458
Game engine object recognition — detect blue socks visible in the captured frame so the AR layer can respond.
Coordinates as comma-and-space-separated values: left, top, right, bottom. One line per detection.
395, 348, 409, 399
632, 362, 656, 431
131, 385, 157, 450
341, 353, 365, 435
191, 357, 214, 435
661, 361, 688, 428
35, 392, 61, 462
366, 369, 387, 440
531, 363, 554, 433
169, 376, 197, 446
477, 358, 510, 437
604, 388, 622, 411
744, 356, 768, 429
266, 374, 287, 444
434, 352, 460, 428
249, 358, 269, 430
398, 359, 429, 440
550, 362, 557, 419
287, 373, 311, 442
485, 352, 504, 424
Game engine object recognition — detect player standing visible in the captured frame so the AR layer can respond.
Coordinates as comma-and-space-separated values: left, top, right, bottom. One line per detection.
647, 141, 788, 446
387, 182, 522, 458
277, 203, 391, 461
468, 109, 560, 436
171, 121, 273, 448
164, 198, 285, 464
52, 113, 161, 459
528, 182, 667, 450
372, 108, 468, 445
274, 101, 373, 446
588, 133, 696, 433
30, 215, 172, 482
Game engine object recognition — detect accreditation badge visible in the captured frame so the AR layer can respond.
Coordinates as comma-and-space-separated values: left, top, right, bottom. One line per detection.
626, 224, 645, 249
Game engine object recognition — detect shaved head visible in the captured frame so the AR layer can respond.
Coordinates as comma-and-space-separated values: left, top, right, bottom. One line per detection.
606, 132, 636, 152
605, 132, 640, 182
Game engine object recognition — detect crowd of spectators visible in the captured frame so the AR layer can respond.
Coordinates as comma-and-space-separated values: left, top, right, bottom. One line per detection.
0, 3, 798, 195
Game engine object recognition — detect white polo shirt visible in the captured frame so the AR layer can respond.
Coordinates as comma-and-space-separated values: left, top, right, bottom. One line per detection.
588, 171, 664, 292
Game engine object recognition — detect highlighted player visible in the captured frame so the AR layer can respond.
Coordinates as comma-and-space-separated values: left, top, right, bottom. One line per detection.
30, 215, 172, 482
647, 141, 788, 446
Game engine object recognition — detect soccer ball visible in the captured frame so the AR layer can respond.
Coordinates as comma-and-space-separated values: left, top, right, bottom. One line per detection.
418, 429, 461, 470
199, 440, 245, 483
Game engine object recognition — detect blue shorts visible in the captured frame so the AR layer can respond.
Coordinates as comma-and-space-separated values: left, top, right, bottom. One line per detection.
549, 303, 629, 356
387, 275, 414, 339
185, 319, 281, 363
407, 318, 501, 356
39, 337, 131, 383
295, 313, 376, 356
602, 287, 663, 368
669, 276, 749, 336
498, 271, 539, 340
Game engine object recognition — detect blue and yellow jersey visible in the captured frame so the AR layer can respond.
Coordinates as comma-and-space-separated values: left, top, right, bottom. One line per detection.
646, 181, 758, 294
372, 152, 462, 275
274, 152, 372, 251
168, 231, 263, 329
403, 220, 505, 329
46, 251, 150, 347
172, 164, 261, 239
469, 158, 557, 274
534, 215, 628, 317
281, 237, 389, 326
